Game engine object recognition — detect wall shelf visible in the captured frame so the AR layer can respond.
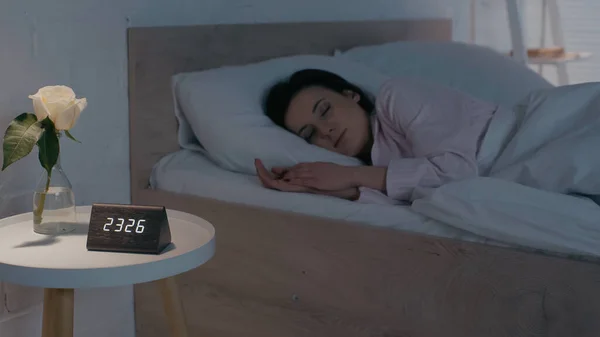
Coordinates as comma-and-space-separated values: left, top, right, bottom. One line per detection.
527, 51, 592, 65
472, 0, 594, 85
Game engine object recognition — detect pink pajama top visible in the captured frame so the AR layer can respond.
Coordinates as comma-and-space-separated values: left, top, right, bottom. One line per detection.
357, 78, 498, 204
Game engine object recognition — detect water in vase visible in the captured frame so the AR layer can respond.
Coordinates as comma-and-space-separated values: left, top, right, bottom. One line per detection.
33, 186, 76, 234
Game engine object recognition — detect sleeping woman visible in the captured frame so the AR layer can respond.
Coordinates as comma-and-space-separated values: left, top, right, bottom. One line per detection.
254, 69, 501, 204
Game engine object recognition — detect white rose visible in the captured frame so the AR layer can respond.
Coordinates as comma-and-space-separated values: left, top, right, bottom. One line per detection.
29, 85, 87, 130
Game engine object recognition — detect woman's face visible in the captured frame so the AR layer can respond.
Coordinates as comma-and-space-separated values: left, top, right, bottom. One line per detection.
284, 86, 372, 157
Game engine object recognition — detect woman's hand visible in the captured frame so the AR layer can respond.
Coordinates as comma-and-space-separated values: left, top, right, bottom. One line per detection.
255, 159, 359, 200
255, 159, 314, 193
273, 162, 357, 191
277, 162, 388, 193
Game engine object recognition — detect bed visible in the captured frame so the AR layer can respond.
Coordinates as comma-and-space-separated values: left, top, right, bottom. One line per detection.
128, 20, 600, 337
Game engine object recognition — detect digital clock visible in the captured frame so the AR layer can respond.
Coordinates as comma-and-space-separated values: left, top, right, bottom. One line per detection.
86, 203, 172, 254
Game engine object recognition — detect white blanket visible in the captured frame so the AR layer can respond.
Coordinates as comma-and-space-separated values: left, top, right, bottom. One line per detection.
412, 83, 600, 258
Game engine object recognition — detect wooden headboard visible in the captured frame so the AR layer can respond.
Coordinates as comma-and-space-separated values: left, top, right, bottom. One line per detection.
127, 19, 452, 202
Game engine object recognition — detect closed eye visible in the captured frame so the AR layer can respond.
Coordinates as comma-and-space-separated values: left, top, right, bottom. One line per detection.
319, 101, 331, 119
300, 125, 315, 143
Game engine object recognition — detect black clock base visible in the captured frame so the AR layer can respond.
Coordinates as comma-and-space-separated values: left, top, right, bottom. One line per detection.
86, 243, 172, 255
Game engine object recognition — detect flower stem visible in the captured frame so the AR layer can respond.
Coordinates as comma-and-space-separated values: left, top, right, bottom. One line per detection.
33, 171, 52, 224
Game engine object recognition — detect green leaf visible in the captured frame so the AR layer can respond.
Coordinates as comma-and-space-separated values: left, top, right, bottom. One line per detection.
37, 119, 60, 174
64, 130, 81, 143
2, 113, 43, 171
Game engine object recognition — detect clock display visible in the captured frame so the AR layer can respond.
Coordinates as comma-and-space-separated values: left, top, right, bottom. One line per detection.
86, 203, 171, 254
103, 217, 146, 233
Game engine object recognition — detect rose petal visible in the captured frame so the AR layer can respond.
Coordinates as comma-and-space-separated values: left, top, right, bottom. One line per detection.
38, 86, 76, 102
44, 98, 73, 117
75, 97, 87, 112
28, 95, 49, 121
53, 104, 76, 130
71, 98, 86, 127
53, 98, 86, 130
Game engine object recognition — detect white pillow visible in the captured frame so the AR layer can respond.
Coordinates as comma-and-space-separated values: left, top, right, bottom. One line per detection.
172, 55, 390, 175
335, 41, 554, 109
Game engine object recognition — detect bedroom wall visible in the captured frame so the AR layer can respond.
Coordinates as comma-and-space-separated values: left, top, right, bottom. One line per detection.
0, 1, 484, 336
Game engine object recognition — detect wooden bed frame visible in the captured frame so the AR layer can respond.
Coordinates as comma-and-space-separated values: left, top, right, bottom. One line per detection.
127, 20, 600, 337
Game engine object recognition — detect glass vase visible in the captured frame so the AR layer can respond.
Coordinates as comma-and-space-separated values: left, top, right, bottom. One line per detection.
32, 153, 76, 235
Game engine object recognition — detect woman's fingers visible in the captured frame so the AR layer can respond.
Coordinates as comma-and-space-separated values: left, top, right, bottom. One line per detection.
295, 163, 311, 170
271, 166, 287, 174
287, 177, 319, 189
268, 178, 313, 193
283, 168, 313, 180
257, 160, 279, 178
257, 171, 276, 189
255, 159, 278, 189
271, 167, 289, 179
279, 181, 311, 192
256, 159, 315, 193
255, 159, 267, 173
273, 163, 315, 179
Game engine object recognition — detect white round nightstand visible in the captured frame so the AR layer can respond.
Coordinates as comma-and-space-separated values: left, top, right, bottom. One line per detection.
0, 205, 215, 337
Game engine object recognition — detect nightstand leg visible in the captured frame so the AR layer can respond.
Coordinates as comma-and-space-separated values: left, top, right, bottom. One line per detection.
42, 288, 74, 337
157, 277, 189, 337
